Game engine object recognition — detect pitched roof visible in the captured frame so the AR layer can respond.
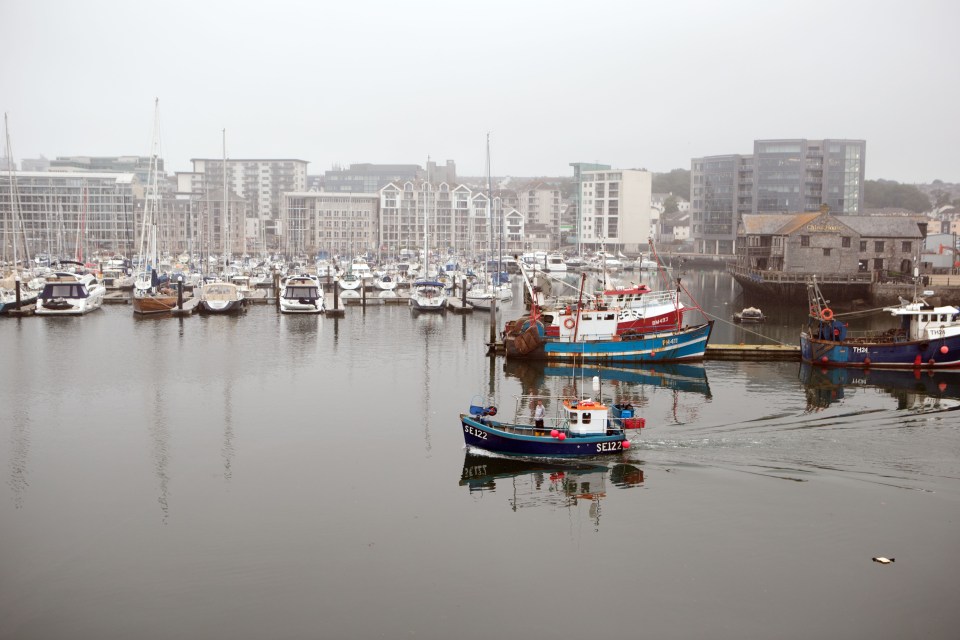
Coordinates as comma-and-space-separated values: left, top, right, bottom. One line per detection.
775, 212, 823, 235
838, 215, 924, 238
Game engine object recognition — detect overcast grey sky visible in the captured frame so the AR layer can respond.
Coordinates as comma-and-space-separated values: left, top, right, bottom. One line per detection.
3, 0, 958, 182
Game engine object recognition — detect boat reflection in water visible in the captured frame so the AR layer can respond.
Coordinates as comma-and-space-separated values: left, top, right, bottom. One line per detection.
459, 450, 644, 526
799, 363, 960, 411
504, 359, 711, 399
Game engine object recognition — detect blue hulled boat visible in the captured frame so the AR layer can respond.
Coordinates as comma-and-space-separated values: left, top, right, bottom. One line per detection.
460, 394, 641, 457
801, 279, 960, 369
503, 306, 712, 363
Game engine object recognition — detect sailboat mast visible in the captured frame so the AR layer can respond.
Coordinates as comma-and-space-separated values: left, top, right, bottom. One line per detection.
3, 112, 17, 270
223, 128, 228, 275
486, 133, 497, 348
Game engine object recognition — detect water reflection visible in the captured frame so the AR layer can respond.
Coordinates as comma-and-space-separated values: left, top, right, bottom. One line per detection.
459, 450, 644, 528
799, 363, 960, 411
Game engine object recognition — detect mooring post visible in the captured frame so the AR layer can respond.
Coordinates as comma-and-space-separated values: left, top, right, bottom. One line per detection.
14, 272, 22, 310
177, 277, 184, 309
273, 270, 280, 309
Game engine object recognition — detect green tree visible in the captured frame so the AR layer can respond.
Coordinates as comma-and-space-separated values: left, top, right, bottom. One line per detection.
663, 195, 679, 214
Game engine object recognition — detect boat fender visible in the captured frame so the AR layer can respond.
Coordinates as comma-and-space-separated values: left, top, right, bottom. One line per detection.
563, 317, 576, 329
820, 308, 834, 321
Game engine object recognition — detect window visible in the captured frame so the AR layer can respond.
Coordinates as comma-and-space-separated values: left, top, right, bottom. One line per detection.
875, 241, 885, 252
874, 258, 884, 270
902, 241, 912, 253
860, 240, 867, 251
842, 236, 851, 248
823, 248, 831, 256
800, 235, 810, 247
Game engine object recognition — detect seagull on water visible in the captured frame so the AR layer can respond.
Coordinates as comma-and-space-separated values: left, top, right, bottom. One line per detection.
872, 557, 895, 564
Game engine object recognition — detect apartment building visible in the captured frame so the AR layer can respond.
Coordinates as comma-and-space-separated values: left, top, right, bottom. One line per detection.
280, 192, 379, 257
378, 181, 492, 257
578, 169, 653, 252
1, 171, 137, 260
691, 139, 866, 255
184, 158, 308, 250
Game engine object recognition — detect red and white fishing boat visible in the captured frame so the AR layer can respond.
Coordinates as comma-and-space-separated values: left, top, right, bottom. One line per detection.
542, 283, 685, 337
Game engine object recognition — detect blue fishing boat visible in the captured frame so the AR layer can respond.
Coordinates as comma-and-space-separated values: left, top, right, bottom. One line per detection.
503, 306, 713, 363
460, 392, 641, 457
503, 270, 712, 363
801, 279, 960, 369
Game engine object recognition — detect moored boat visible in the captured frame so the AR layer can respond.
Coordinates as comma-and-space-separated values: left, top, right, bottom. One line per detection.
734, 307, 765, 323
800, 279, 960, 369
279, 275, 324, 314
409, 280, 447, 312
35, 272, 106, 315
198, 281, 245, 314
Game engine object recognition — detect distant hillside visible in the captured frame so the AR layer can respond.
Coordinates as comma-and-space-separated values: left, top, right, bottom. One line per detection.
864, 179, 931, 213
652, 169, 690, 200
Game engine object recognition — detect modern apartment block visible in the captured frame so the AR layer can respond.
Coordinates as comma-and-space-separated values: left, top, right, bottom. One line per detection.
181, 158, 309, 250
321, 163, 422, 193
50, 156, 163, 188
0, 171, 137, 260
691, 139, 866, 255
378, 181, 493, 257
578, 168, 653, 252
280, 192, 379, 257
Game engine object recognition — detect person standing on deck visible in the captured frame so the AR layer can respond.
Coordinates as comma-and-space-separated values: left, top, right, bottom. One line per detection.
534, 400, 545, 429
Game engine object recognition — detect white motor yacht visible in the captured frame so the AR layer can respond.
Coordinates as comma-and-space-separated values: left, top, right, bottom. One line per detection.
35, 272, 106, 315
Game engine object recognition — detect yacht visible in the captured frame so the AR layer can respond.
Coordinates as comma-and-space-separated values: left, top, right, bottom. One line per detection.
409, 280, 447, 312
545, 253, 567, 273
198, 281, 245, 314
279, 275, 324, 314
35, 272, 106, 315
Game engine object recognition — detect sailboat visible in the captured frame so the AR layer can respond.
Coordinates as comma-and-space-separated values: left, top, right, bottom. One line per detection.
132, 99, 179, 315
409, 176, 446, 312
199, 129, 245, 315
1, 113, 40, 313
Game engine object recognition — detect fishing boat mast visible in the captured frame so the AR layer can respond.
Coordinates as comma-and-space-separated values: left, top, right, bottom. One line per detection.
486, 133, 497, 349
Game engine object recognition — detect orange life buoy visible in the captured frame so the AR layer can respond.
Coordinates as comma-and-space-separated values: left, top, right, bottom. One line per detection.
820, 307, 834, 321
563, 317, 576, 329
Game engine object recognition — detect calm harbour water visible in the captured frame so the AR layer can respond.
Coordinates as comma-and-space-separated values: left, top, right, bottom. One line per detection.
1, 269, 959, 639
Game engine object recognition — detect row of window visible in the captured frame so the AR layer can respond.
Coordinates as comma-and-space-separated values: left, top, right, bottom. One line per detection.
799, 236, 912, 253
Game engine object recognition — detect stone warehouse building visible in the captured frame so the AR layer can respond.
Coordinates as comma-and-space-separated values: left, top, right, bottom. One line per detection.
735, 209, 926, 278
